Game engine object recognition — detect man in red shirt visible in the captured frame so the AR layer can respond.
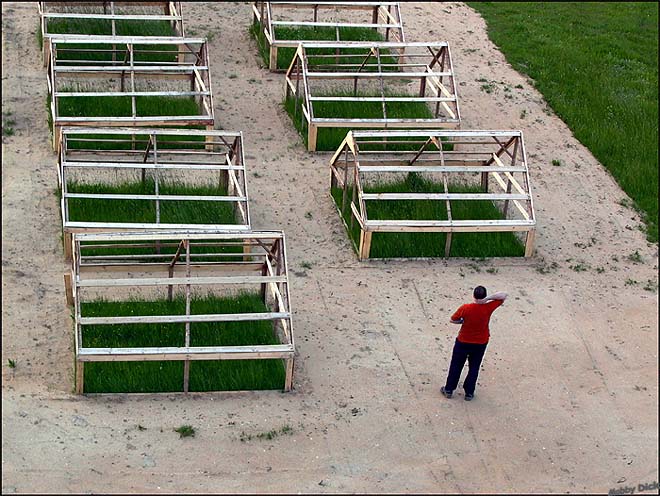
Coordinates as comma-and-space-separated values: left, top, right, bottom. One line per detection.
440, 286, 507, 401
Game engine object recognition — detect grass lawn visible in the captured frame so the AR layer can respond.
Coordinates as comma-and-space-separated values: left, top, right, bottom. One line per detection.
250, 22, 387, 70
332, 174, 525, 258
285, 92, 437, 151
65, 179, 239, 226
468, 2, 658, 242
80, 293, 286, 393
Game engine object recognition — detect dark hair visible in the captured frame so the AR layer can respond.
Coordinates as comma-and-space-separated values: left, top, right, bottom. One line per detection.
473, 286, 487, 300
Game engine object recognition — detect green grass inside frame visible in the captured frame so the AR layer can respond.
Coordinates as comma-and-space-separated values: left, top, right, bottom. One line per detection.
285, 91, 437, 151
250, 21, 388, 70
45, 18, 178, 38
65, 178, 239, 225
57, 95, 202, 119
80, 292, 286, 393
331, 175, 525, 258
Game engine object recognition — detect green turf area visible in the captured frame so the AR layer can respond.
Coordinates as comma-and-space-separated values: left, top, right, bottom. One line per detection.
58, 95, 200, 118
45, 17, 177, 37
285, 92, 436, 151
65, 179, 238, 226
80, 293, 286, 393
50, 93, 205, 140
468, 2, 658, 242
41, 17, 179, 62
251, 22, 389, 70
331, 174, 525, 258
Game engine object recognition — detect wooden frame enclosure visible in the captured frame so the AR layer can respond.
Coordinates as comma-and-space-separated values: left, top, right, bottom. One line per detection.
68, 230, 295, 394
285, 41, 461, 151
58, 127, 251, 260
329, 130, 536, 260
252, 1, 405, 71
38, 2, 185, 66
47, 35, 214, 151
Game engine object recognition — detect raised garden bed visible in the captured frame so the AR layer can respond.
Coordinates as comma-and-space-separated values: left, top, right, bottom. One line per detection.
284, 41, 460, 151
67, 231, 295, 394
251, 1, 404, 70
38, 2, 185, 66
58, 127, 251, 259
329, 130, 536, 259
47, 36, 214, 150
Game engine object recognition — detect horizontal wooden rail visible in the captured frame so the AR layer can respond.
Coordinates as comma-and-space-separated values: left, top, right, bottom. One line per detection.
63, 161, 244, 171
361, 193, 529, 201
43, 13, 182, 20
77, 344, 294, 362
79, 312, 290, 325
65, 193, 246, 202
77, 275, 287, 287
56, 91, 210, 97
55, 65, 207, 73
357, 165, 527, 173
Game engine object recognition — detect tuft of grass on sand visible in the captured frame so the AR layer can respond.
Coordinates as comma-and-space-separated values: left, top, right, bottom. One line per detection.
469, 2, 658, 242
81, 293, 286, 393
331, 175, 525, 258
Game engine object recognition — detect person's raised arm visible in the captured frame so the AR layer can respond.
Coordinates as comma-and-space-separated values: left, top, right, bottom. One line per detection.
485, 291, 507, 302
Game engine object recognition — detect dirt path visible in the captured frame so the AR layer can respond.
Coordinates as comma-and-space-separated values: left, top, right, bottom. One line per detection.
2, 2, 658, 493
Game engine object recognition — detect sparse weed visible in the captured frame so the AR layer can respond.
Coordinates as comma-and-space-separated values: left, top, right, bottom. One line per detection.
626, 250, 644, 264
175, 425, 195, 438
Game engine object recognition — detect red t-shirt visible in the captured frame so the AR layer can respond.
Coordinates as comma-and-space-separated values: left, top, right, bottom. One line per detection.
451, 300, 504, 344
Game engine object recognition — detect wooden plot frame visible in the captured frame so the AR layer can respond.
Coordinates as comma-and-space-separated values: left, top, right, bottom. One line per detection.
285, 41, 461, 151
252, 1, 405, 71
68, 230, 295, 395
58, 127, 251, 260
329, 130, 536, 260
38, 2, 185, 66
47, 35, 214, 151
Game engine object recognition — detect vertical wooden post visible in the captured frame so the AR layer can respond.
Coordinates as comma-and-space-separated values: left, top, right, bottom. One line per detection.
64, 273, 74, 306
444, 232, 452, 258
54, 125, 62, 152
284, 357, 294, 392
205, 125, 214, 151
243, 237, 252, 262
64, 231, 73, 260
269, 46, 278, 71
307, 124, 318, 152
358, 231, 372, 260
260, 261, 268, 303
75, 361, 84, 394
524, 229, 536, 258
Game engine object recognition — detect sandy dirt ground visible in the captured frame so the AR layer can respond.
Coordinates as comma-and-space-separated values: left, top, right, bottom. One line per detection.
2, 2, 658, 493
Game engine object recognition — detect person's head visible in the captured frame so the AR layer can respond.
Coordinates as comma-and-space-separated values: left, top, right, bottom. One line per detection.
473, 286, 487, 301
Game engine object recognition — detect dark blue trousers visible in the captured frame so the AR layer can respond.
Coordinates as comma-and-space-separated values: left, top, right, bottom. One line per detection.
444, 338, 488, 395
